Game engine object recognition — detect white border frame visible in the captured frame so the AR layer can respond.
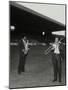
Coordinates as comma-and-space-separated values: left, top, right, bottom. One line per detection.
0, 0, 67, 90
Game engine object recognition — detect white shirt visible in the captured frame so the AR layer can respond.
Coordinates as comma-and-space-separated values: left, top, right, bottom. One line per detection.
52, 43, 60, 54
23, 39, 29, 54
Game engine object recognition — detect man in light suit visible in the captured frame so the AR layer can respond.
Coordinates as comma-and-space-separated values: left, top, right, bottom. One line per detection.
51, 37, 62, 82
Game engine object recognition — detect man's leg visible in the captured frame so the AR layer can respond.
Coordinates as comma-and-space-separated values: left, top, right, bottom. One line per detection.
22, 54, 27, 72
52, 54, 58, 81
57, 55, 62, 82
53, 60, 58, 81
18, 55, 23, 74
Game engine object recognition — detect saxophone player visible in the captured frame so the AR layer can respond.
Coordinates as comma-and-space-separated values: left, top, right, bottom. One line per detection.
18, 36, 37, 74
18, 36, 29, 74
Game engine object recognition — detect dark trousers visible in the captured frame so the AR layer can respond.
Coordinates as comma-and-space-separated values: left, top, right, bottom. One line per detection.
18, 52, 27, 74
52, 53, 62, 81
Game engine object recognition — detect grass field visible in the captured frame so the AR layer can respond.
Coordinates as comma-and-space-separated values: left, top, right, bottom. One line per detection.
9, 44, 66, 89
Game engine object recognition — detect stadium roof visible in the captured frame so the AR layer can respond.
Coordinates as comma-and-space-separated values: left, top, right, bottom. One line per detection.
10, 1, 66, 38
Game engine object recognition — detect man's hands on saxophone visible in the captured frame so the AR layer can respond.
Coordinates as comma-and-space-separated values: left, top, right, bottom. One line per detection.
22, 48, 30, 54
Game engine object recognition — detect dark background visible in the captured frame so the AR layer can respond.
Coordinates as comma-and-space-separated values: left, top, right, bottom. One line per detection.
9, 3, 66, 89
10, 4, 65, 43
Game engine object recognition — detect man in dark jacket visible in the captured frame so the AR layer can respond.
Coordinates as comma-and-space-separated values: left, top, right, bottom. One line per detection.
18, 36, 29, 74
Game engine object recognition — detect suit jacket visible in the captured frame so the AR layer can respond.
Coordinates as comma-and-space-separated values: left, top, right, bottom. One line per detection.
18, 39, 25, 56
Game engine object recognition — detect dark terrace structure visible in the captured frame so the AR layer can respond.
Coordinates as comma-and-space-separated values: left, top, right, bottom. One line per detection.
10, 1, 65, 42
9, 1, 66, 89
